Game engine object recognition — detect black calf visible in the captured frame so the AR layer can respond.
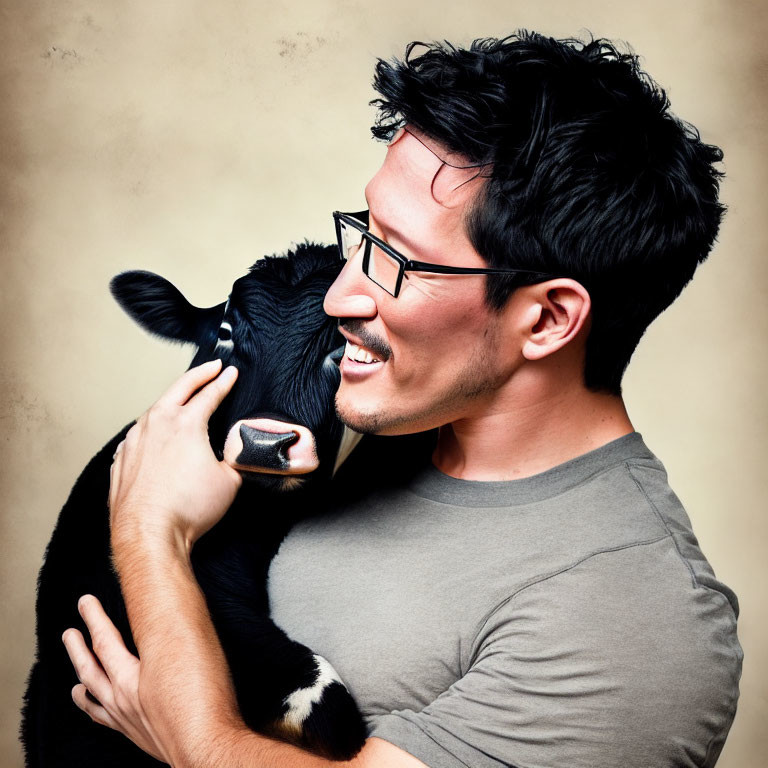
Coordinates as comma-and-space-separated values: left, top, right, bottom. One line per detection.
21, 243, 370, 765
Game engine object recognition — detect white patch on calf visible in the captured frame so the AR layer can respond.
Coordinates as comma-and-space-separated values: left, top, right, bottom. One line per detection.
332, 426, 364, 476
215, 321, 234, 354
281, 655, 344, 734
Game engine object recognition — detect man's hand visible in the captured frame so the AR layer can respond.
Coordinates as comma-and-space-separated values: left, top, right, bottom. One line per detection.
109, 359, 242, 550
63, 594, 429, 768
68, 359, 428, 767
62, 595, 171, 764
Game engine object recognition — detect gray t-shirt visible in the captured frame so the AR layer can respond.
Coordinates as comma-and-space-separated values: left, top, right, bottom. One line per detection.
269, 433, 742, 768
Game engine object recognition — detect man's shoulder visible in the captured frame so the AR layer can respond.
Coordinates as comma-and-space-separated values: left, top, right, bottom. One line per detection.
466, 525, 742, 765
615, 450, 742, 617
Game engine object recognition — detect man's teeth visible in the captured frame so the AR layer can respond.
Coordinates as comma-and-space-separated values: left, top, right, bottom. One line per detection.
345, 341, 381, 364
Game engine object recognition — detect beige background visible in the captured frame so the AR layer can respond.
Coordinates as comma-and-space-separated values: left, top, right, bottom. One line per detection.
1, 1, 765, 765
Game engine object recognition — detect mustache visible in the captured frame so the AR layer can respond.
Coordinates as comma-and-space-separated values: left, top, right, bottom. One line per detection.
338, 319, 392, 361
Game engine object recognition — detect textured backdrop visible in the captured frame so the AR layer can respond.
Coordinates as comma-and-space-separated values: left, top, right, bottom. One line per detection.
1, 1, 766, 765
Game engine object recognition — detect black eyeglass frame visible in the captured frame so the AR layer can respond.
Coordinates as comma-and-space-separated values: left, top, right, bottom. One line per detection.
333, 210, 558, 298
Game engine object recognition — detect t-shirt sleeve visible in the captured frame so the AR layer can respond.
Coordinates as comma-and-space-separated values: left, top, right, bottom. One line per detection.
368, 539, 742, 768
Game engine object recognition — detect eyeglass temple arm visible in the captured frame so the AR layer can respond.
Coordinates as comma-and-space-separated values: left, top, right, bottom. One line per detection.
335, 210, 370, 225
405, 260, 555, 278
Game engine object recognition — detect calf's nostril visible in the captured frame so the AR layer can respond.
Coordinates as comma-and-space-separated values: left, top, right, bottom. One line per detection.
237, 425, 299, 471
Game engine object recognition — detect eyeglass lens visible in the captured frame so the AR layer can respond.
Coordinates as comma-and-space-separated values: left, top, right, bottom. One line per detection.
338, 217, 402, 296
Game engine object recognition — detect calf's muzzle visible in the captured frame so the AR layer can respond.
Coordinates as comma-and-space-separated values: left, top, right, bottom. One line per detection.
223, 418, 320, 476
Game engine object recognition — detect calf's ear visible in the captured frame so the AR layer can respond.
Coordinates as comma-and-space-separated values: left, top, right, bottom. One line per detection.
110, 270, 225, 344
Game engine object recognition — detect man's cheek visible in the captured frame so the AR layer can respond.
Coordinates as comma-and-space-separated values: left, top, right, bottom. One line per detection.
400, 276, 446, 302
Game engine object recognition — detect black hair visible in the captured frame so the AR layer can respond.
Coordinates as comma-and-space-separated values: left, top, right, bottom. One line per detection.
370, 32, 725, 394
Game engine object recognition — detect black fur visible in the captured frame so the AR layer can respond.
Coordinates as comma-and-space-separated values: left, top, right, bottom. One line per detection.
21, 242, 375, 764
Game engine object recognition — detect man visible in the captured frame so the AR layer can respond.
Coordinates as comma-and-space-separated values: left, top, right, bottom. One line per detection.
63, 33, 742, 767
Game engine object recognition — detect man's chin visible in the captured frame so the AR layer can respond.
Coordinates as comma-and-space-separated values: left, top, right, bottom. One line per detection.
334, 395, 436, 437
334, 391, 409, 435
334, 397, 384, 435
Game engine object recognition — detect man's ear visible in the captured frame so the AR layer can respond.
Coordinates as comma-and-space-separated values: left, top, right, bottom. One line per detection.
519, 279, 591, 361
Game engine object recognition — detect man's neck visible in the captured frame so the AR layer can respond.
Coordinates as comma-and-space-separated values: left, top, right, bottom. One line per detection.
431, 380, 634, 482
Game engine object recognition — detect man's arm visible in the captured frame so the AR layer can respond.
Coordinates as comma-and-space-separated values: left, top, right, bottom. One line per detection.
111, 525, 425, 767
64, 361, 425, 767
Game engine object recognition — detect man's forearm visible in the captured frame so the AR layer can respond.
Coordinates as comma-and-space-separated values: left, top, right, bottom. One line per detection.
96, 364, 420, 768
112, 524, 342, 768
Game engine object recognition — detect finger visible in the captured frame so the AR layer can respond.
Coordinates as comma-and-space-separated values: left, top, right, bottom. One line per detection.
77, 595, 139, 682
62, 628, 114, 708
112, 440, 125, 461
186, 365, 239, 421
71, 682, 120, 730
157, 359, 224, 408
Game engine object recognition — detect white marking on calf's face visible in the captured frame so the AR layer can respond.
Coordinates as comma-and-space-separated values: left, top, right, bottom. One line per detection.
281, 654, 344, 734
215, 320, 234, 354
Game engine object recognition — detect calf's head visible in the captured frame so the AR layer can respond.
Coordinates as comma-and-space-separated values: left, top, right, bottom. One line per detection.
111, 243, 358, 491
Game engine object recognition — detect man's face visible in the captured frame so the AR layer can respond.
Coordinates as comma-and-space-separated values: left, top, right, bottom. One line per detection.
323, 127, 518, 435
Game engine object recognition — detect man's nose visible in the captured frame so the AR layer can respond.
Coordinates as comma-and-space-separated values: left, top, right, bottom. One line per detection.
323, 254, 378, 319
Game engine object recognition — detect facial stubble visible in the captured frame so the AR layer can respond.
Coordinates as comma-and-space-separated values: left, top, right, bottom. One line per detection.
334, 329, 506, 435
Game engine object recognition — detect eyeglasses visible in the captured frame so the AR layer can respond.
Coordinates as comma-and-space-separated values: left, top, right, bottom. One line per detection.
333, 210, 557, 298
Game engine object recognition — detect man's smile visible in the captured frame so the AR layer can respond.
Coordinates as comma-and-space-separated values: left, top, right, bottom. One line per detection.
337, 322, 392, 383
339, 341, 385, 380
344, 341, 381, 364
